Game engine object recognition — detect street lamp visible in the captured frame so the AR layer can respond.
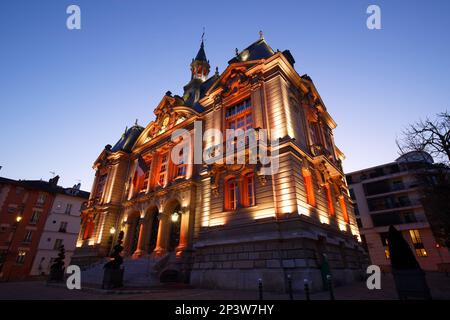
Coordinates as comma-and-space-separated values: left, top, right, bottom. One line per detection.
171, 211, 179, 223
108, 227, 116, 256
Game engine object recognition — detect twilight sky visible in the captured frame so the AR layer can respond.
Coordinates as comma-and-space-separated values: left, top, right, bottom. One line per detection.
0, 0, 449, 191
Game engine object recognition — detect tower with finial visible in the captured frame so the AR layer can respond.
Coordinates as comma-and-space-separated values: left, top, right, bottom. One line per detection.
190, 30, 210, 82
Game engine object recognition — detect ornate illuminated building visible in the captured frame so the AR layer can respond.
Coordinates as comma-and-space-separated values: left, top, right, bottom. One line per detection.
74, 34, 365, 291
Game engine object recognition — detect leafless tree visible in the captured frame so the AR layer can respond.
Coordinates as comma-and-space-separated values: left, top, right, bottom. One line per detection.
397, 111, 450, 164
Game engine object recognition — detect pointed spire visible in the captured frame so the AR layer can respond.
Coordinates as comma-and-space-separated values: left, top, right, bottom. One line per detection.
259, 30, 264, 40
135, 119, 138, 126
190, 31, 210, 81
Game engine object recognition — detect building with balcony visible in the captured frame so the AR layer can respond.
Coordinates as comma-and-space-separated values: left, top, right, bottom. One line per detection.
30, 184, 89, 276
0, 176, 89, 280
346, 151, 450, 272
73, 34, 365, 291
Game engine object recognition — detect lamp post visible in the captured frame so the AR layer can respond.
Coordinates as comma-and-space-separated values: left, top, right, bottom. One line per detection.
171, 211, 179, 223
108, 227, 116, 256
2, 215, 23, 281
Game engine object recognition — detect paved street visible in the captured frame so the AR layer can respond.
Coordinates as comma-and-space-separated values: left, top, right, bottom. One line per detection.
0, 273, 449, 300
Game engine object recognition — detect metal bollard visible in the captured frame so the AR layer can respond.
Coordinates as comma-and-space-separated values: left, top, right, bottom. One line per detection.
327, 275, 335, 300
258, 278, 263, 300
287, 274, 293, 300
304, 278, 310, 301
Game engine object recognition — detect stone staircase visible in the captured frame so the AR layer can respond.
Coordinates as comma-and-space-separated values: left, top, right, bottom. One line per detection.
81, 253, 171, 288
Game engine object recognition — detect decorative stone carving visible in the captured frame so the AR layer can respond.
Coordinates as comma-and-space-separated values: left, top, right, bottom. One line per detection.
222, 69, 250, 98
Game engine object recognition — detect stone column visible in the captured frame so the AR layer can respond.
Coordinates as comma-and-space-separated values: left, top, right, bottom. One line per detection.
122, 221, 133, 256
176, 208, 189, 254
154, 213, 168, 256
132, 218, 147, 258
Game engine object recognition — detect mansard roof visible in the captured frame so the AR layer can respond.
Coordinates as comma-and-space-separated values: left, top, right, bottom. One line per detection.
183, 74, 219, 112
111, 124, 144, 153
228, 38, 275, 64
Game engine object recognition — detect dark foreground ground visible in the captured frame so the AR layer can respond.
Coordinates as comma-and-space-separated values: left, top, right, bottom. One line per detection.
0, 272, 449, 300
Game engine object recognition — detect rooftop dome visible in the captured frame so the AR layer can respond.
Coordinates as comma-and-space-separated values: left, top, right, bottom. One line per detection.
111, 124, 144, 153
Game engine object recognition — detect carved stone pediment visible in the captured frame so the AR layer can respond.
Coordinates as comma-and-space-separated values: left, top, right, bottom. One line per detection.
222, 69, 250, 98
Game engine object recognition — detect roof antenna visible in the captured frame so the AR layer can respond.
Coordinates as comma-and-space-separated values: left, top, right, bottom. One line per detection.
49, 171, 56, 178
259, 30, 264, 40
201, 27, 205, 44
135, 119, 138, 126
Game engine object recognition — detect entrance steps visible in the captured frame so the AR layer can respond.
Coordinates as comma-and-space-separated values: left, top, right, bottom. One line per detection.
80, 253, 171, 288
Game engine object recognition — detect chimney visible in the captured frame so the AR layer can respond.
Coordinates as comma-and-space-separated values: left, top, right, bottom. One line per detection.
49, 175, 60, 186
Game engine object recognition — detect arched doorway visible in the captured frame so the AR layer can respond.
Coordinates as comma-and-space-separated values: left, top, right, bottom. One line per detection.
129, 215, 140, 255
168, 204, 181, 252
148, 209, 160, 254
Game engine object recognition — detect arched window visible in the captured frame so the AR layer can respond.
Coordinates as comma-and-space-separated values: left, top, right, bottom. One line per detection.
225, 178, 238, 211
242, 173, 255, 207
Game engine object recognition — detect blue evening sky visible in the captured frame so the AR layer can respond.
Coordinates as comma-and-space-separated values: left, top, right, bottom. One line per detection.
0, 0, 449, 190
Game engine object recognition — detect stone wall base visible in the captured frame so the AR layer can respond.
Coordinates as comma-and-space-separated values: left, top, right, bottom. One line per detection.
190, 238, 367, 293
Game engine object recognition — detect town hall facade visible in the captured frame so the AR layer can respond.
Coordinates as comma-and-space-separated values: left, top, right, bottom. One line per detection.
73, 34, 365, 291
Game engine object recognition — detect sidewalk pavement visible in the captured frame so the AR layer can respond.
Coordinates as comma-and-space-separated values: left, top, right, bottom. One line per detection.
0, 272, 449, 300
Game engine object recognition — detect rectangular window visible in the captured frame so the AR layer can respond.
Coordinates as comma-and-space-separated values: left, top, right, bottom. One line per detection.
95, 175, 107, 201
140, 166, 151, 193
225, 178, 238, 211
302, 168, 316, 207
409, 229, 428, 257
16, 250, 26, 264
339, 196, 349, 223
23, 231, 32, 243
65, 204, 72, 214
242, 173, 255, 207
379, 232, 390, 259
158, 153, 169, 186
36, 193, 46, 205
54, 239, 63, 250
59, 222, 68, 233
175, 148, 188, 178
325, 184, 335, 216
29, 211, 40, 225
225, 99, 253, 133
